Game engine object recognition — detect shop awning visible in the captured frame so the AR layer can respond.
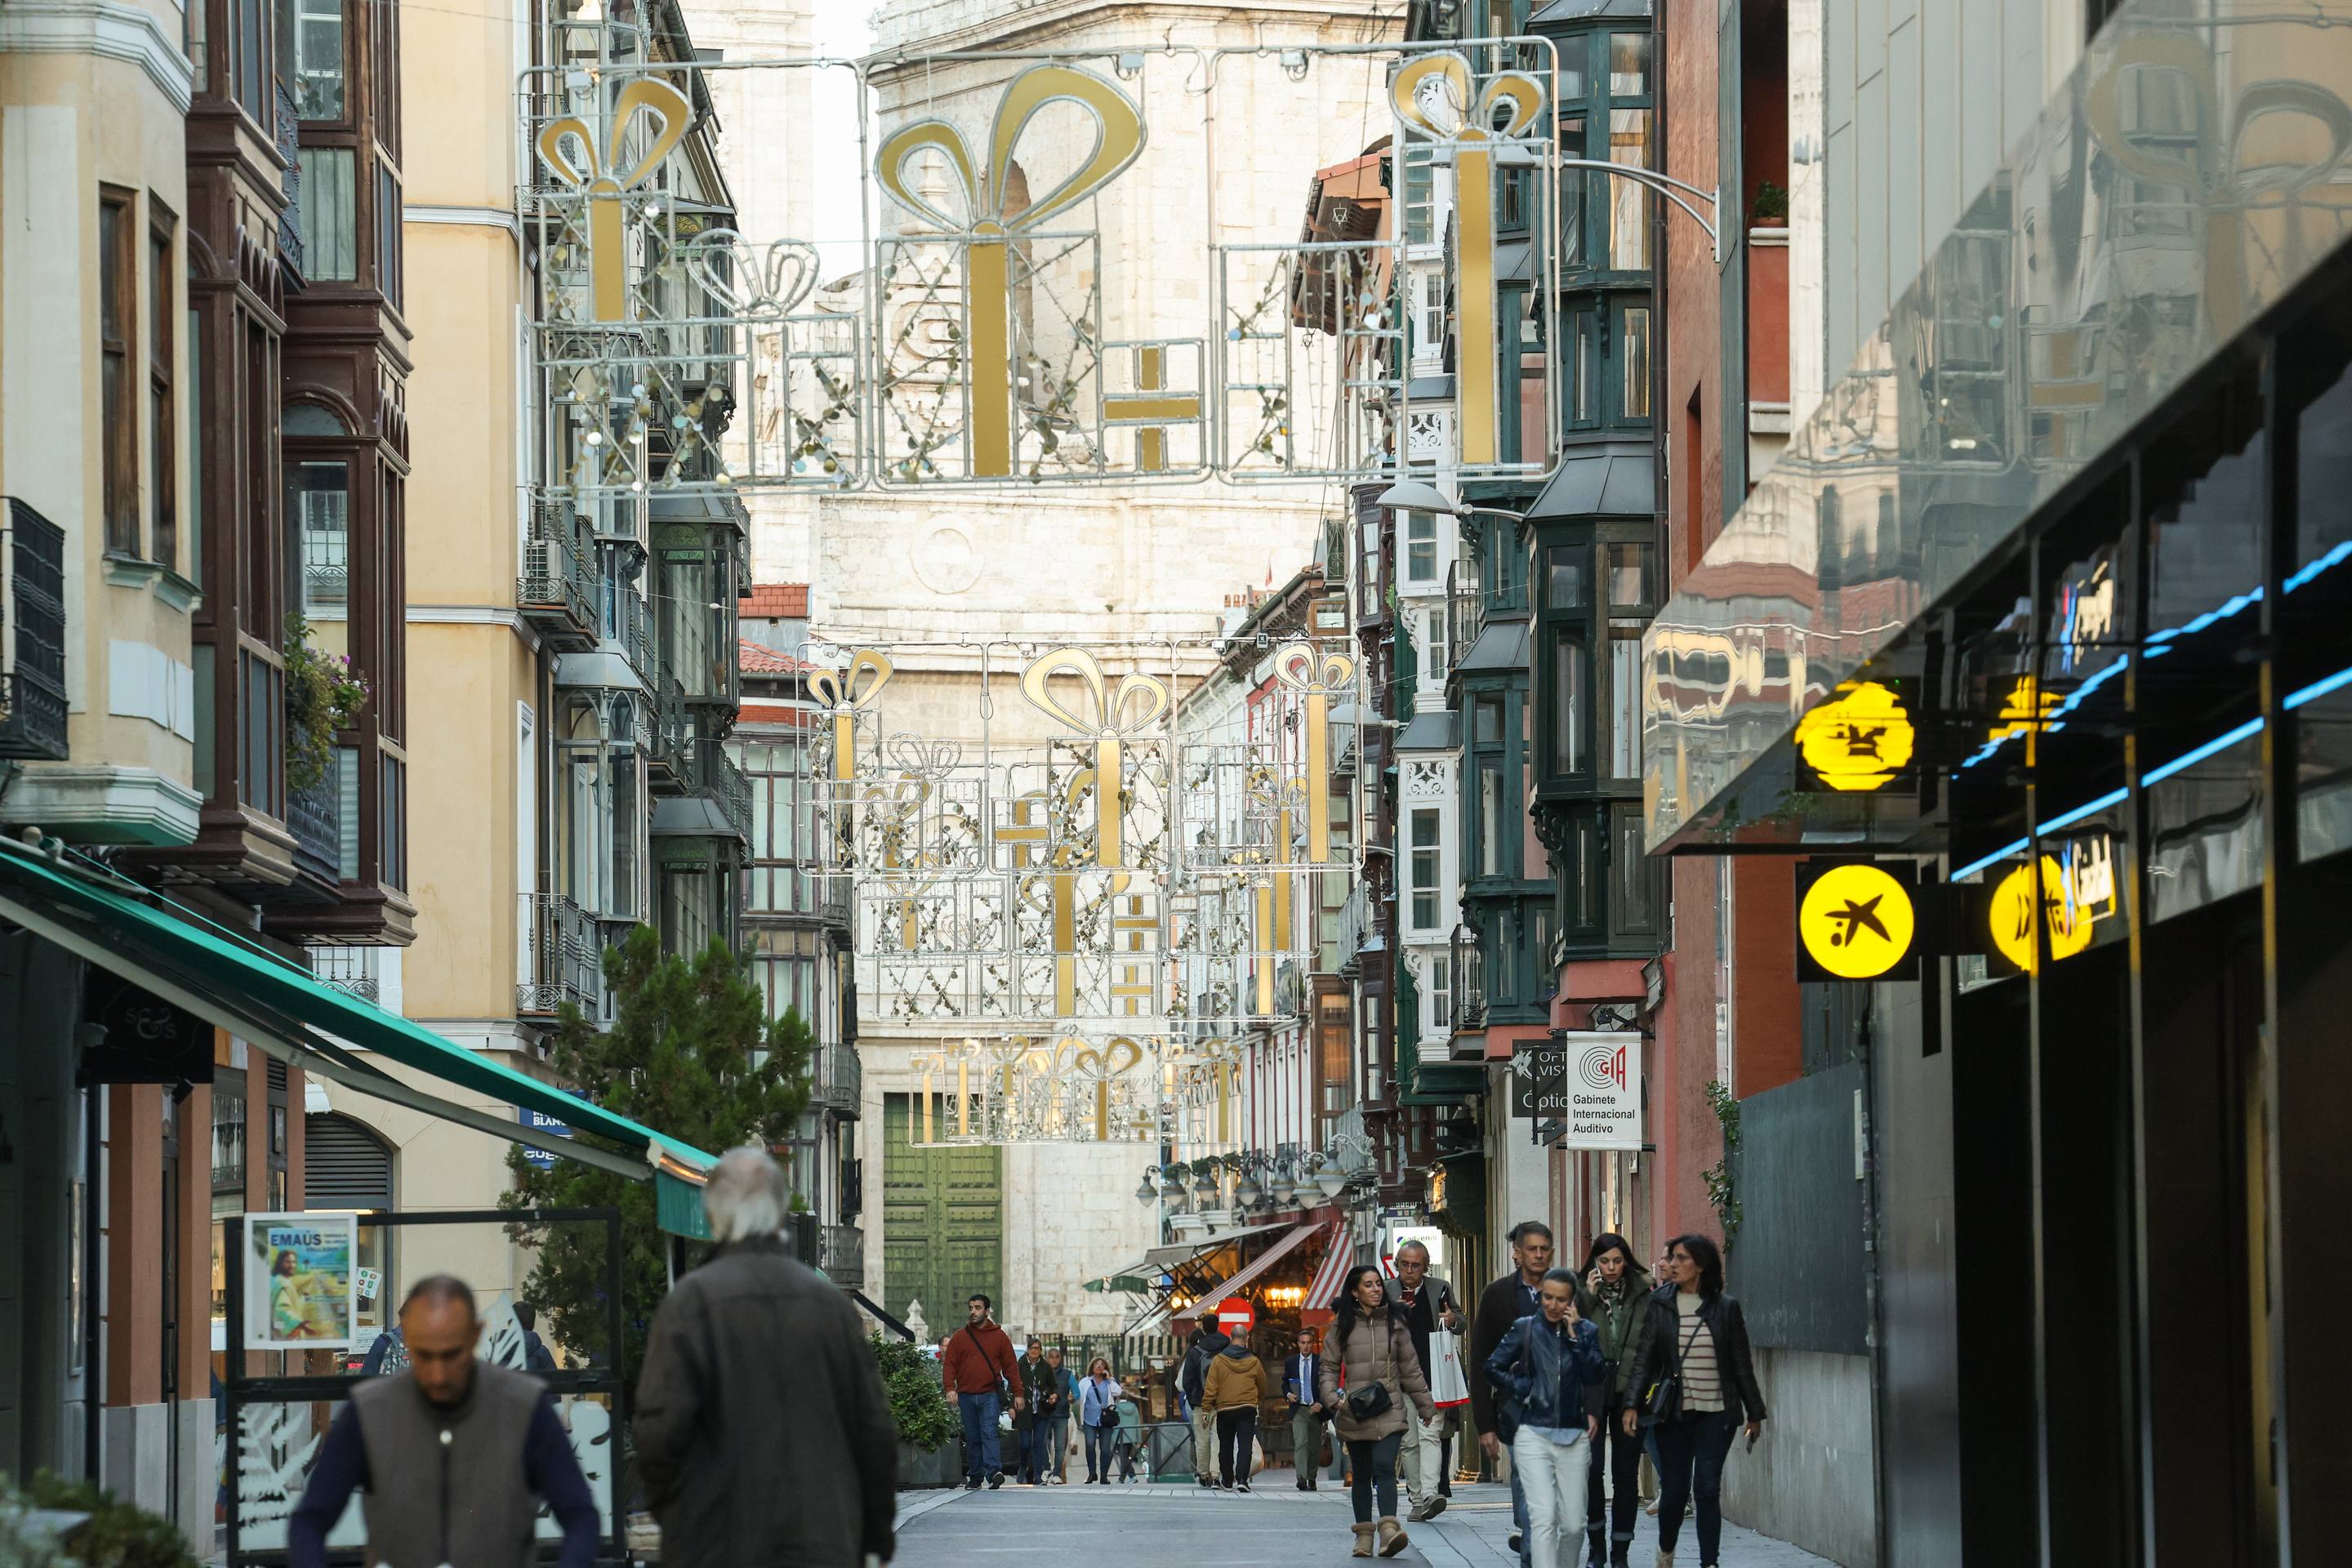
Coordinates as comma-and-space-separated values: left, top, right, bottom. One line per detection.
1081, 1258, 1156, 1294
0, 839, 715, 1184
1143, 1217, 1295, 1269
1304, 1222, 1359, 1313
1174, 1218, 1336, 1321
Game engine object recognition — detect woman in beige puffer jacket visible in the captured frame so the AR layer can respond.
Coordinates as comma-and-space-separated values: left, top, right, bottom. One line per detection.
1316, 1264, 1435, 1557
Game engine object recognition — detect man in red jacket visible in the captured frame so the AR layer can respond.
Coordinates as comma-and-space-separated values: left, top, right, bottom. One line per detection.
941, 1293, 1025, 1489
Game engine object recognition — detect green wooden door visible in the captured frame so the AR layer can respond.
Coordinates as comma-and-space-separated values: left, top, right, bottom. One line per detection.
881, 1094, 1003, 1330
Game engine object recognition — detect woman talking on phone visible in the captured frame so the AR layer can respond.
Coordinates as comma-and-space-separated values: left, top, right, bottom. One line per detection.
1621, 1234, 1766, 1568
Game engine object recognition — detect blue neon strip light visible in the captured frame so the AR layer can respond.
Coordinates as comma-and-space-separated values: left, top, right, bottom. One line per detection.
1942, 657, 2352, 882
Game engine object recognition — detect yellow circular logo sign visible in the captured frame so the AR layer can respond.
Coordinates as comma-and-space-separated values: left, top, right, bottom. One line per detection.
1794, 681, 1916, 791
1987, 855, 2096, 973
1798, 863, 1918, 979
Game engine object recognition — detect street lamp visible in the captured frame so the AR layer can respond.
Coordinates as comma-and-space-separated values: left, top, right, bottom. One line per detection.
1375, 478, 1527, 523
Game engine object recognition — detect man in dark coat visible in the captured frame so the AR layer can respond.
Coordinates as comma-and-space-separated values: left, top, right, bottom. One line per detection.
634, 1150, 898, 1567
1469, 1220, 1555, 1566
1178, 1322, 1231, 1488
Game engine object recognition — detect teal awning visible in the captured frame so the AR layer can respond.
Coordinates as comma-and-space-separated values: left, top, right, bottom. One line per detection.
0, 839, 714, 1183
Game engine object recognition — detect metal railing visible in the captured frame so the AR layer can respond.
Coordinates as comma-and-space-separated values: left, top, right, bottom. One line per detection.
519, 502, 597, 647
811, 1040, 862, 1115
309, 947, 379, 1004
1446, 559, 1482, 674
820, 1223, 865, 1288
688, 736, 751, 840
274, 78, 305, 283
1450, 924, 1487, 1034
518, 890, 604, 1020
0, 499, 68, 760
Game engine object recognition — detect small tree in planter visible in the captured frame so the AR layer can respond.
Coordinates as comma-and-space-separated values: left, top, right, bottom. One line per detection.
870, 1333, 959, 1486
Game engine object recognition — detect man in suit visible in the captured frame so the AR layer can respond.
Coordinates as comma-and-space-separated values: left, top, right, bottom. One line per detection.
1283, 1328, 1329, 1490
1386, 1240, 1463, 1520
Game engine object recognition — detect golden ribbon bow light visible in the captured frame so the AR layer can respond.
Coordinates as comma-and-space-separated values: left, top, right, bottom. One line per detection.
1020, 647, 1169, 869
536, 79, 696, 323
807, 651, 894, 783
875, 65, 1147, 478
1390, 56, 1546, 466
1271, 642, 1356, 862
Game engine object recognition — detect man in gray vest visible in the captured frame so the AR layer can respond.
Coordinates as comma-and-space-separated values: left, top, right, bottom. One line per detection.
287, 1274, 599, 1568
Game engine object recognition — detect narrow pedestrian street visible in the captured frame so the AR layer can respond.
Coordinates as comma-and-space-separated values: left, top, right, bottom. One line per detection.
890, 1482, 1837, 1568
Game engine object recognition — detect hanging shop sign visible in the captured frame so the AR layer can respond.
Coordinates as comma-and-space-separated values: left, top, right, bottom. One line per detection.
1796, 861, 1920, 982
1550, 1031, 1643, 1152
1793, 680, 1917, 793
78, 972, 212, 1085
1508, 1042, 1567, 1119
1985, 846, 2106, 973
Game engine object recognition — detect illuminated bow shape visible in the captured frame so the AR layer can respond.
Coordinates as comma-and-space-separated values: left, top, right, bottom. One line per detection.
1390, 55, 1545, 466
807, 651, 894, 782
1065, 1035, 1147, 1141
682, 231, 819, 322
537, 79, 696, 323
875, 65, 1147, 476
1020, 648, 1169, 869
1272, 642, 1356, 862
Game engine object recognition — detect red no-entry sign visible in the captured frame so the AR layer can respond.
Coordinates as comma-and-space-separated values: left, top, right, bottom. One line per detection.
1214, 1298, 1254, 1332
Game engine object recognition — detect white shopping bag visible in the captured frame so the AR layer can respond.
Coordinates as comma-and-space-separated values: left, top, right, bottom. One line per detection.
1427, 1328, 1471, 1408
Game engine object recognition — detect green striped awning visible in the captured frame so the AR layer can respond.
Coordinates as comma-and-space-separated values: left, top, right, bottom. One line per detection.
0, 838, 715, 1184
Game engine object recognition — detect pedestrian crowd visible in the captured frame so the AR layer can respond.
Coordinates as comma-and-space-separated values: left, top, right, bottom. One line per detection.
280, 1149, 1761, 1568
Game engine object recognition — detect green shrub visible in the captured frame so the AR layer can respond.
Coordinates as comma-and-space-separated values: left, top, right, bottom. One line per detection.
16, 1472, 194, 1568
870, 1334, 956, 1451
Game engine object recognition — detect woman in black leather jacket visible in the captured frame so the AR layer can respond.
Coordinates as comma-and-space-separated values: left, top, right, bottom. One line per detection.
1486, 1268, 1609, 1568
1621, 1235, 1767, 1568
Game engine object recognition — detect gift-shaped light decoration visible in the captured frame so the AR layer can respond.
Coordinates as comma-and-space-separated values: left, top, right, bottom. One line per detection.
1389, 56, 1546, 466
875, 65, 1147, 477
536, 79, 696, 324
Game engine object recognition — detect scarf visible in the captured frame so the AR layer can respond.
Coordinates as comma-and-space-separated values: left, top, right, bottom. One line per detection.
1595, 1273, 1631, 1314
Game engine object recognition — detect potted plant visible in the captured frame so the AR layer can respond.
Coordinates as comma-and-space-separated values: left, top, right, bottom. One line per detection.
870, 1331, 961, 1488
283, 613, 372, 793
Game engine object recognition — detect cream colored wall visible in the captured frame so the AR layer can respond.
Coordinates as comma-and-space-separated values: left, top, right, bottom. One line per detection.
403, 225, 522, 607
0, 49, 198, 826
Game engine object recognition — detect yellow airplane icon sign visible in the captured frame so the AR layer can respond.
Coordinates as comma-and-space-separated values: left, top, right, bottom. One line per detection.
1797, 862, 1919, 981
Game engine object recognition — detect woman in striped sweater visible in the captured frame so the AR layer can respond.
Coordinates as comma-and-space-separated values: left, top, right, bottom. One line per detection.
1620, 1235, 1766, 1568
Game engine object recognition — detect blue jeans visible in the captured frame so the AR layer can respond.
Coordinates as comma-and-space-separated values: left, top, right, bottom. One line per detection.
1653, 1410, 1739, 1566
959, 1391, 1004, 1481
1017, 1422, 1044, 1481
1086, 1421, 1119, 1480
1041, 1414, 1069, 1478
1347, 1431, 1404, 1523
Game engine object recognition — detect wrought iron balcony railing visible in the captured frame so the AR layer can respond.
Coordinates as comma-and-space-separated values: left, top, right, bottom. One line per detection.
819, 1223, 865, 1289
309, 946, 380, 1004
685, 735, 751, 840
1446, 559, 1482, 677
1450, 924, 1488, 1035
519, 890, 604, 1021
0, 499, 68, 760
274, 78, 305, 283
519, 501, 599, 649
811, 1040, 862, 1116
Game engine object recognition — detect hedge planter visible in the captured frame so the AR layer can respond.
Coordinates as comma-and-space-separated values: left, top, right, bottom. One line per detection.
898, 1439, 964, 1489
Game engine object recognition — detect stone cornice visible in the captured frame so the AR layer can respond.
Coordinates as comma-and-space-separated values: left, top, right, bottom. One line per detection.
0, 0, 197, 114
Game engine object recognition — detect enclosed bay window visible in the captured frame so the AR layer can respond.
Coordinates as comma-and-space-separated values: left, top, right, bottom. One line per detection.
556, 692, 646, 922
1410, 808, 1441, 929
1405, 512, 1437, 583
283, 0, 345, 120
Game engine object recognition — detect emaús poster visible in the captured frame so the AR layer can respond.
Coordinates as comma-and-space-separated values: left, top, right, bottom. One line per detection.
246, 1212, 359, 1350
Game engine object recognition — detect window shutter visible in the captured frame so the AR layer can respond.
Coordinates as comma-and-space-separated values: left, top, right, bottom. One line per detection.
305, 1114, 392, 1208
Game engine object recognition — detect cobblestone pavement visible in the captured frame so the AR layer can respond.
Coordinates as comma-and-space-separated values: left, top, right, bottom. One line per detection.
893, 1477, 1842, 1566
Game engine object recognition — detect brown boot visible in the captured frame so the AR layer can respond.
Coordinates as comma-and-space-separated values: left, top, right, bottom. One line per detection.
1378, 1517, 1410, 1557
1350, 1522, 1376, 1557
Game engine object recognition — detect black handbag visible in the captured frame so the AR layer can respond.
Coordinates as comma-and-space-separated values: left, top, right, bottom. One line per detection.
1641, 1312, 1704, 1426
1346, 1379, 1392, 1422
